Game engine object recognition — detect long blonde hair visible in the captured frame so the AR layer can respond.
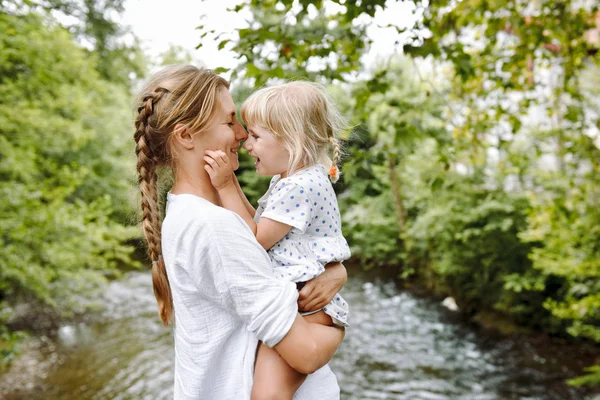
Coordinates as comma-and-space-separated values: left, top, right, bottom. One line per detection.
241, 81, 346, 182
133, 65, 229, 325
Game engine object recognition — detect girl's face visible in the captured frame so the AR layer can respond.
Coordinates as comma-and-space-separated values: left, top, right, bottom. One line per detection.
199, 88, 247, 171
243, 124, 290, 177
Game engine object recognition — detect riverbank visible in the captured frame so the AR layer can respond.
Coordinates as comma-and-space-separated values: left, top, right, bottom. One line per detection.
352, 261, 600, 394
0, 300, 88, 398
0, 336, 61, 398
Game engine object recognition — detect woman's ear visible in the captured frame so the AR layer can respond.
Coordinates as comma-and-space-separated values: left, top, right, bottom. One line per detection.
172, 123, 194, 150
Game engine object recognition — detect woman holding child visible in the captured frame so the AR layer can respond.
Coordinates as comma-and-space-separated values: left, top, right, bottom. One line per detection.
133, 65, 351, 399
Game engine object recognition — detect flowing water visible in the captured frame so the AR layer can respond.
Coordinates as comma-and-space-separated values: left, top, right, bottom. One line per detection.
2, 271, 598, 400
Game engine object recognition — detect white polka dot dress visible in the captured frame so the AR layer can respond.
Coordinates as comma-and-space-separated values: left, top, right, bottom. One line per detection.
255, 164, 350, 327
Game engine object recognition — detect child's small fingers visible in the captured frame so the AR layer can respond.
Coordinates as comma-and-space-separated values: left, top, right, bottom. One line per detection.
210, 151, 227, 166
303, 297, 326, 312
203, 155, 218, 167
206, 150, 227, 164
215, 156, 226, 167
297, 284, 315, 310
216, 150, 228, 163
205, 153, 222, 167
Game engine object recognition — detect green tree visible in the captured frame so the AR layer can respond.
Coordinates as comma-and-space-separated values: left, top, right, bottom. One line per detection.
403, 0, 600, 384
215, 1, 600, 385
2, 0, 147, 85
198, 0, 386, 86
0, 10, 139, 360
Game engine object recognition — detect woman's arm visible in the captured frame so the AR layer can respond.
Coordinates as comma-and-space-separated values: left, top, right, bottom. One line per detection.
298, 262, 347, 312
274, 314, 345, 375
274, 263, 348, 373
205, 214, 344, 375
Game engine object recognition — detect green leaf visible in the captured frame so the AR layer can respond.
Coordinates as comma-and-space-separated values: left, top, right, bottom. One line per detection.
218, 39, 230, 50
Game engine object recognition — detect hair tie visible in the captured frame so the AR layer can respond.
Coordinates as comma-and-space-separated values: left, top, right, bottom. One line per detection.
152, 255, 162, 266
329, 165, 338, 178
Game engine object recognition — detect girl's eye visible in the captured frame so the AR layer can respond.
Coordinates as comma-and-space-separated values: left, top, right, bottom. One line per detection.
227, 122, 235, 128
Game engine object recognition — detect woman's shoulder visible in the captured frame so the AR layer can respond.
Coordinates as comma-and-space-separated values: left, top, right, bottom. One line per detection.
164, 193, 246, 232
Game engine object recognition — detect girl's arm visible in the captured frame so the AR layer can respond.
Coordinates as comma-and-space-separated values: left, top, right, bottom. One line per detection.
215, 180, 258, 233
204, 150, 291, 249
232, 173, 256, 218
216, 180, 291, 249
254, 217, 291, 250
204, 150, 258, 233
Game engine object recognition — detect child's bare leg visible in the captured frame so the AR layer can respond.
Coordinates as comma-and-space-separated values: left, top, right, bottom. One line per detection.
252, 312, 343, 399
252, 343, 307, 400
302, 310, 333, 326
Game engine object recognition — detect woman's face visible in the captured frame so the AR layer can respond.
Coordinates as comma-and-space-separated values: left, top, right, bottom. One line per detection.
199, 88, 247, 171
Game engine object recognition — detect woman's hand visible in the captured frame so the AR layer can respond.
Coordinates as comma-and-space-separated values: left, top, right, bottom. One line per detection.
204, 150, 234, 190
298, 262, 347, 312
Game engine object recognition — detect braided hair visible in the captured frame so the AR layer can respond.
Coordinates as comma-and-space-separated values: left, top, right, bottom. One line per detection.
134, 88, 171, 324
133, 66, 228, 325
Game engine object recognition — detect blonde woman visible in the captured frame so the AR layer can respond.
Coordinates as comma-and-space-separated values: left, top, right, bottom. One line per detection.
204, 81, 350, 400
133, 66, 346, 400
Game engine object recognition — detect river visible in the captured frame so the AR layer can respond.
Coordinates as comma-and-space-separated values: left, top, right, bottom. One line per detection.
2, 270, 598, 400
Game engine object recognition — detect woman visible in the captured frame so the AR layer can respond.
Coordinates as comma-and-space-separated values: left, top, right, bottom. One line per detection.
133, 65, 346, 399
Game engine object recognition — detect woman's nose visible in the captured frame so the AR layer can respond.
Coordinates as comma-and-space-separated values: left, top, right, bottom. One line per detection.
234, 120, 248, 141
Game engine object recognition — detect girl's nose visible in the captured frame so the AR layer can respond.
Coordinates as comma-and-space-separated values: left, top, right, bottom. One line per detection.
243, 138, 252, 151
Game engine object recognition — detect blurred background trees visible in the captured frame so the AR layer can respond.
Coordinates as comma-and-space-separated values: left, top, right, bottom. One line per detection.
208, 0, 600, 385
0, 0, 142, 364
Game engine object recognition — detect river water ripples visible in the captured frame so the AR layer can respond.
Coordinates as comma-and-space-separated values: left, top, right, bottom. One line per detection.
3, 271, 597, 400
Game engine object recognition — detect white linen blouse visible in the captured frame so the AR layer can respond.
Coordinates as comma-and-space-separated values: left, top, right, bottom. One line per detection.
161, 193, 340, 400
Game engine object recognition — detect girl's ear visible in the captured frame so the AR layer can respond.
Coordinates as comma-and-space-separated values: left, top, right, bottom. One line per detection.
172, 123, 194, 150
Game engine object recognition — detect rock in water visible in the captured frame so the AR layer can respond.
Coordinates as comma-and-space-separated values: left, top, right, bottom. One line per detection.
442, 297, 459, 311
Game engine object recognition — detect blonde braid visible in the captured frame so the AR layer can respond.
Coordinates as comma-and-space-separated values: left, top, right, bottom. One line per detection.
134, 88, 173, 325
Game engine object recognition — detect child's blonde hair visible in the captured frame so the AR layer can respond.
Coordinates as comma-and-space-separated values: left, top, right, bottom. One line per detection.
240, 81, 346, 182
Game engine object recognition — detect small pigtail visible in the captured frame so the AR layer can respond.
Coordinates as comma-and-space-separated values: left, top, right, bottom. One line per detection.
329, 136, 341, 183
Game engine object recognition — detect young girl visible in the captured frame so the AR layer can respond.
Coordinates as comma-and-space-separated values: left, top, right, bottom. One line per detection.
204, 81, 350, 399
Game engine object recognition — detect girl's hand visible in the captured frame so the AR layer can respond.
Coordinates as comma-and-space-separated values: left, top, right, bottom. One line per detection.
298, 262, 347, 312
204, 150, 234, 190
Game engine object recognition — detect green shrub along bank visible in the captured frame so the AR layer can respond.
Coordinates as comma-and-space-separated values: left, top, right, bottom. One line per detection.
338, 140, 600, 385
